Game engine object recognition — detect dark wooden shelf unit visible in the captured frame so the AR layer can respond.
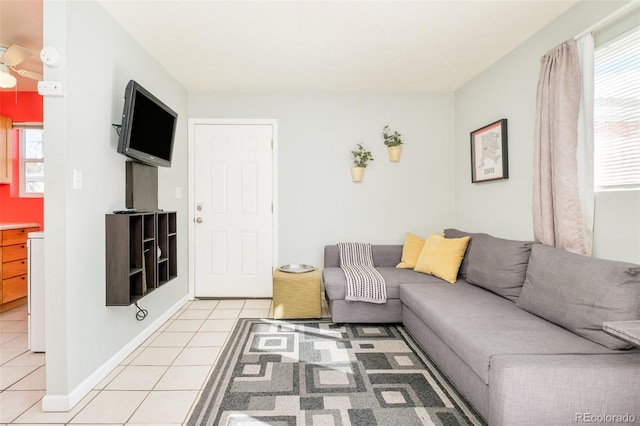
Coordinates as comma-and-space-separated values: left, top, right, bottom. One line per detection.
106, 211, 177, 306
155, 211, 178, 284
168, 213, 177, 281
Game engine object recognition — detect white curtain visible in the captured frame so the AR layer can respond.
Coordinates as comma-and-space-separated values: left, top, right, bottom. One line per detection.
576, 33, 595, 256
533, 39, 586, 254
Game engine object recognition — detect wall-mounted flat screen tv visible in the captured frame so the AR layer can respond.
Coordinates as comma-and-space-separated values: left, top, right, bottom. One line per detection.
117, 80, 177, 167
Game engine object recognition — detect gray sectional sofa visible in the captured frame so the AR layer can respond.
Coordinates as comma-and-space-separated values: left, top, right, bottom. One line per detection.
322, 230, 640, 425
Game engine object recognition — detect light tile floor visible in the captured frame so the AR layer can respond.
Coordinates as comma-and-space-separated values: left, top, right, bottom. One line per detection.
0, 298, 330, 425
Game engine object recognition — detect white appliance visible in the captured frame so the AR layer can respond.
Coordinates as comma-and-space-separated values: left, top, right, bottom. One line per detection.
28, 232, 45, 352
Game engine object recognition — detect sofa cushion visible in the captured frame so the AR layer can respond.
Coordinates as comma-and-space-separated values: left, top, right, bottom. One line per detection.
444, 228, 481, 278
396, 232, 425, 269
414, 234, 470, 283
400, 282, 618, 385
463, 233, 532, 302
516, 243, 640, 350
323, 267, 442, 301
324, 245, 402, 268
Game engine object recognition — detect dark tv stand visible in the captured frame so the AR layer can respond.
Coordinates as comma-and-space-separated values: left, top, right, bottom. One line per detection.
126, 161, 158, 211
105, 211, 177, 306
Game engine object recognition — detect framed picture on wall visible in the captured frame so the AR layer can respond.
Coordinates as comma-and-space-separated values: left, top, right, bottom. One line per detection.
470, 119, 509, 183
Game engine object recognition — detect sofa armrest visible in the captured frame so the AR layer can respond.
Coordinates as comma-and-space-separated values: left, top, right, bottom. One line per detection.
489, 354, 640, 426
324, 245, 403, 268
324, 245, 340, 268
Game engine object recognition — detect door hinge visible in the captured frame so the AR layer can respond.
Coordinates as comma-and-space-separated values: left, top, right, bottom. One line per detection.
271, 202, 274, 213
271, 138, 273, 149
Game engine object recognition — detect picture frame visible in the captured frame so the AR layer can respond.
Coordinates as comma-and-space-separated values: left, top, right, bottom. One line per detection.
470, 119, 509, 183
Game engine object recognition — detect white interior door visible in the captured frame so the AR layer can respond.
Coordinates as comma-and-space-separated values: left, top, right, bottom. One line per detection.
193, 123, 273, 297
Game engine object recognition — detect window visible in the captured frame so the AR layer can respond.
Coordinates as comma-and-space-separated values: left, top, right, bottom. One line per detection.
594, 26, 640, 190
18, 126, 44, 197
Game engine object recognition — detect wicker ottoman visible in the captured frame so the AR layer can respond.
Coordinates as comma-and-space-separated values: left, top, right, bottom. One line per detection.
272, 269, 321, 319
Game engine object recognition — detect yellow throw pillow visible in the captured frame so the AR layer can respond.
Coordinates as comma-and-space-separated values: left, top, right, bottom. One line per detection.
396, 232, 425, 269
414, 234, 470, 283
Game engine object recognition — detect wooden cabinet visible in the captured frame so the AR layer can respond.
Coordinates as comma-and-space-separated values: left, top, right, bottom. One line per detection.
0, 115, 11, 184
0, 224, 39, 311
106, 211, 177, 306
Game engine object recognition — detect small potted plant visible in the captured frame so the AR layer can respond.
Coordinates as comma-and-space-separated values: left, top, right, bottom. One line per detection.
350, 143, 373, 182
382, 125, 403, 162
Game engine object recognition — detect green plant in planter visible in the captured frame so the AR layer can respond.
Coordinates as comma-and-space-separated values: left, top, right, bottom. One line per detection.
351, 143, 374, 167
382, 125, 402, 147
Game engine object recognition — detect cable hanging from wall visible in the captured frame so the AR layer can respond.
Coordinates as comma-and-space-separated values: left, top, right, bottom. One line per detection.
134, 302, 148, 321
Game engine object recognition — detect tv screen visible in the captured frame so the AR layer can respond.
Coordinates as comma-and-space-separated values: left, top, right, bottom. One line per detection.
117, 80, 177, 167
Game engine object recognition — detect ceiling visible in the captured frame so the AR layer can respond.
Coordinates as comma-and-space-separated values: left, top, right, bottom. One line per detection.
0, 0, 578, 93
100, 0, 577, 92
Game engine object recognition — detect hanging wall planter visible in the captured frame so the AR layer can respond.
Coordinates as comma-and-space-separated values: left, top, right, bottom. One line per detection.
350, 143, 373, 183
387, 145, 402, 162
351, 167, 365, 182
383, 125, 403, 162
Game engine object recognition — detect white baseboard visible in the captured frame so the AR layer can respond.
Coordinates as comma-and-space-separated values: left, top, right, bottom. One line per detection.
42, 294, 189, 412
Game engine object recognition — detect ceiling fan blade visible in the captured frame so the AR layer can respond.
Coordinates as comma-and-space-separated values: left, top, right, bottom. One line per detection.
11, 68, 43, 81
1, 44, 33, 67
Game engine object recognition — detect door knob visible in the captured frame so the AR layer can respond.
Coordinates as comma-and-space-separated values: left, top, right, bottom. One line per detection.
195, 217, 203, 224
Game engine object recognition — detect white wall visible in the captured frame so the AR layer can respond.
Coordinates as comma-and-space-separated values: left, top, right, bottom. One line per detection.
43, 1, 189, 407
189, 92, 455, 268
593, 191, 640, 263
453, 0, 640, 263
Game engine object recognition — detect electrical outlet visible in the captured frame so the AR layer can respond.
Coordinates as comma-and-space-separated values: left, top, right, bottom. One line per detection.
73, 169, 83, 190
37, 81, 63, 96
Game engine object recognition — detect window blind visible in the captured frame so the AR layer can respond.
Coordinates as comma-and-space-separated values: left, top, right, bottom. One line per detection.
594, 26, 640, 190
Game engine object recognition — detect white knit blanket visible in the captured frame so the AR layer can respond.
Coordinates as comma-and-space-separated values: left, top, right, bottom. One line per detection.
338, 242, 387, 304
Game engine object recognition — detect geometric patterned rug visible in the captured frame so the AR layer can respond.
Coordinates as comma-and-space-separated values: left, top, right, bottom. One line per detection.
188, 319, 486, 426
